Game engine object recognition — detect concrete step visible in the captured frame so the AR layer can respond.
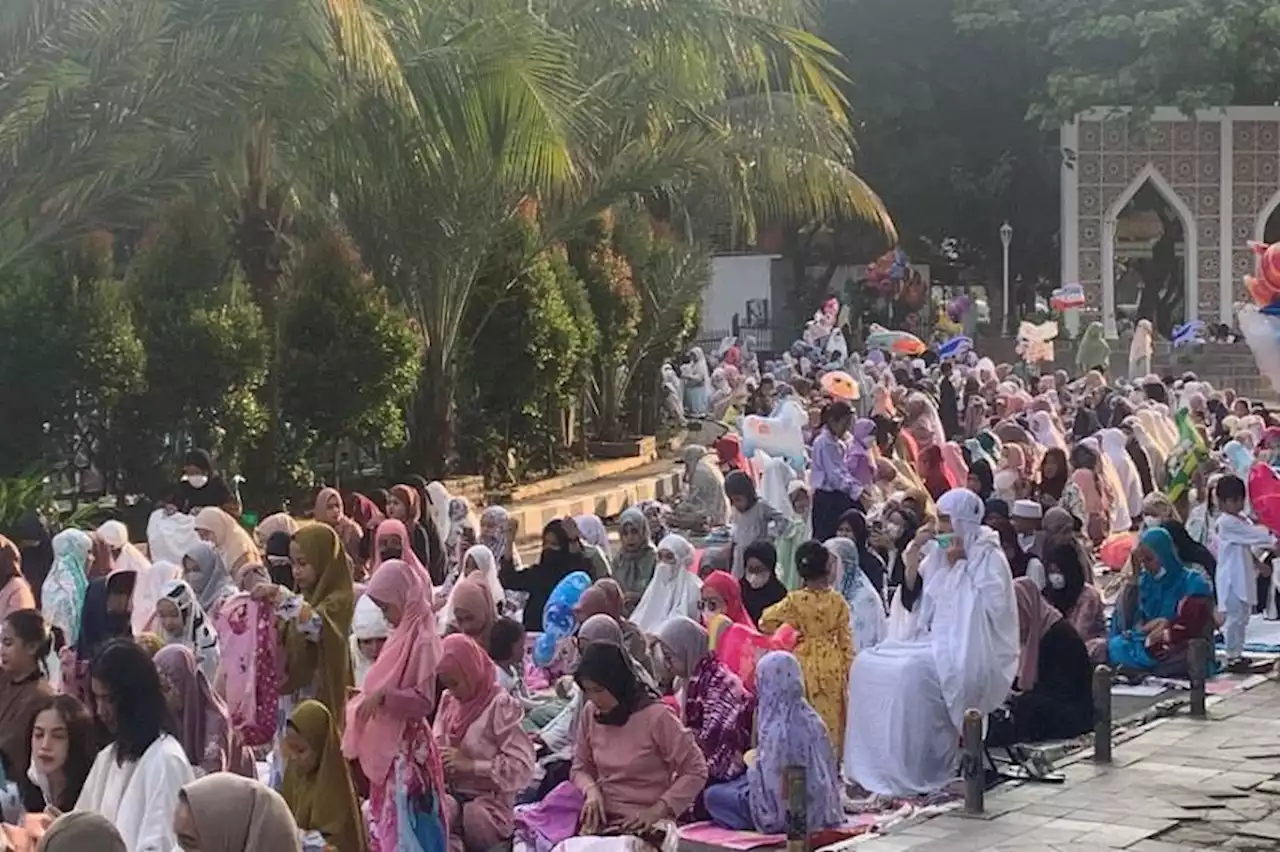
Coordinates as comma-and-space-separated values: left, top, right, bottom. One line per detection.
506, 458, 681, 543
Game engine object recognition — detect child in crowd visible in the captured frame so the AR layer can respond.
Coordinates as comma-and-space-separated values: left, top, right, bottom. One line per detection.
1213, 475, 1275, 672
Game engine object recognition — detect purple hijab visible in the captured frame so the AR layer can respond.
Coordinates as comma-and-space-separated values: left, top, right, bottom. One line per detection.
747, 651, 844, 833
845, 418, 877, 494
155, 644, 251, 776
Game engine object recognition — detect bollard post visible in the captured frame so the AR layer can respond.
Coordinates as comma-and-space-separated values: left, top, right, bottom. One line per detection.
785, 765, 807, 852
962, 709, 984, 815
1188, 638, 1209, 719
1092, 665, 1112, 763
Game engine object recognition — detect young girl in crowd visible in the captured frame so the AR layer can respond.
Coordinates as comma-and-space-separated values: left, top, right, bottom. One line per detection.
155, 579, 221, 682
182, 542, 238, 620
283, 700, 369, 852
155, 644, 253, 777
740, 541, 788, 626
435, 633, 536, 852
758, 540, 853, 752
343, 559, 445, 852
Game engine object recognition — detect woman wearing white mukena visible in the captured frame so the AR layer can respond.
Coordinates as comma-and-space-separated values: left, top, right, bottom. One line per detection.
843, 488, 1019, 796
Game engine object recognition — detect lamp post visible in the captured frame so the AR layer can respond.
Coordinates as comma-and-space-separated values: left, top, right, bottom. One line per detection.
1000, 221, 1013, 336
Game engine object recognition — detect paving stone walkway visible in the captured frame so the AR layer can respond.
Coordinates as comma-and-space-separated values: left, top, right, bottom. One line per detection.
853, 676, 1280, 852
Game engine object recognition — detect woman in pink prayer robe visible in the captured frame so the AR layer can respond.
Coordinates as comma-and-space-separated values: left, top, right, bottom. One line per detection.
434, 633, 536, 852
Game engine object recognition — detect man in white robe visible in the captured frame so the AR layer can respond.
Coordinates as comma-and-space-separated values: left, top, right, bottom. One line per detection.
75, 640, 194, 852
843, 488, 1020, 795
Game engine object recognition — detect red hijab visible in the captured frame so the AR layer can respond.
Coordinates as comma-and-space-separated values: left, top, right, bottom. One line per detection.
714, 434, 752, 480
918, 445, 958, 501
703, 570, 754, 628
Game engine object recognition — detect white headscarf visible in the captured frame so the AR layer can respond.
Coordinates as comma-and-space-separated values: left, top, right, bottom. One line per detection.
97, 520, 157, 634
132, 560, 181, 636
157, 579, 221, 682
758, 456, 797, 521
426, 482, 452, 545
573, 514, 611, 552
1029, 410, 1066, 451
350, 594, 391, 689
630, 534, 703, 632
1098, 428, 1144, 520
439, 544, 505, 632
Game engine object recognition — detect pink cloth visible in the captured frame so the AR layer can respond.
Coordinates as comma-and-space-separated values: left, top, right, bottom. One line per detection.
0, 577, 34, 623
344, 559, 441, 786
1015, 577, 1061, 690
373, 519, 429, 580
515, 781, 585, 852
570, 702, 709, 823
434, 689, 535, 851
214, 593, 281, 747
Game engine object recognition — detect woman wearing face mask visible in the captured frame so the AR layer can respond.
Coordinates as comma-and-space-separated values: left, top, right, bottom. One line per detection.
1042, 544, 1106, 661
26, 693, 95, 813
500, 520, 594, 633
630, 535, 702, 633
173, 449, 237, 516
1107, 527, 1215, 677
844, 488, 1019, 796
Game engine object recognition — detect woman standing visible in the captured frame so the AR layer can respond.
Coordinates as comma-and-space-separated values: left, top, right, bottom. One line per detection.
282, 700, 369, 852
0, 610, 54, 810
282, 525, 356, 726
435, 634, 535, 852
154, 580, 220, 682
43, 530, 92, 647
193, 507, 260, 580
26, 694, 96, 813
155, 644, 253, 777
343, 559, 445, 852
810, 402, 859, 541
182, 542, 238, 621
314, 487, 365, 573
387, 484, 444, 585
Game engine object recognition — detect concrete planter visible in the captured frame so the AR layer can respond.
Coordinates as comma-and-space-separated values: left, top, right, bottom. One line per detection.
586, 435, 657, 460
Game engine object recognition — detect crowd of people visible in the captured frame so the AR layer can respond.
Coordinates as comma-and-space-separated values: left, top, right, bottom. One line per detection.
0, 314, 1275, 852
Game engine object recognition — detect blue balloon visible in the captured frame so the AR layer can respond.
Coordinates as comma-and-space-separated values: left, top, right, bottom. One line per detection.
532, 632, 560, 668
541, 571, 592, 636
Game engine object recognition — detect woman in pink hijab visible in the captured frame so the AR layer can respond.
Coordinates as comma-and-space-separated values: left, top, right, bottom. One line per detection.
434, 634, 535, 852
342, 560, 446, 852
372, 519, 429, 581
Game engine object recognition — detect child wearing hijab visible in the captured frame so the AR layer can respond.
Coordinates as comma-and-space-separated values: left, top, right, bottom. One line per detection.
739, 541, 787, 625
446, 575, 498, 648
703, 651, 843, 833
155, 644, 254, 776
282, 700, 369, 852
313, 487, 365, 574
436, 634, 536, 852
349, 594, 390, 689
758, 541, 852, 753
724, 472, 785, 579
182, 541, 238, 620
343, 559, 446, 852
155, 579, 221, 683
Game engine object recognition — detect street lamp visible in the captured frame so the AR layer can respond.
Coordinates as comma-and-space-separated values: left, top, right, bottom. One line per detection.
1000, 221, 1013, 336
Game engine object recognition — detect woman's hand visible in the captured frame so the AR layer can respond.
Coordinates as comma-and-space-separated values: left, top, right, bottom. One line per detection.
944, 539, 965, 566
355, 689, 385, 722
580, 786, 608, 835
250, 583, 282, 603
1141, 617, 1171, 635
619, 803, 667, 835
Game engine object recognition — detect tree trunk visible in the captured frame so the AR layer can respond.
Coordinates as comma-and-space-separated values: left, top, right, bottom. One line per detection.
409, 349, 452, 477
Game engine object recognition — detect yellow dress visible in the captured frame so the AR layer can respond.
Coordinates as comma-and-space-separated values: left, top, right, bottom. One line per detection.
759, 587, 854, 752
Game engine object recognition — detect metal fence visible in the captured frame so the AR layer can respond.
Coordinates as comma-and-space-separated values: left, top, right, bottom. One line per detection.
692, 327, 783, 356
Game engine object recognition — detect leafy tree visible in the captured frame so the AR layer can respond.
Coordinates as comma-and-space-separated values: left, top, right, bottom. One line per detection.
0, 244, 145, 487
279, 228, 421, 470
114, 204, 269, 497
955, 0, 1280, 124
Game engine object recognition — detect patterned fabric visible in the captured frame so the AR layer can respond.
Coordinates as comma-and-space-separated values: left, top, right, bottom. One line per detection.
216, 594, 282, 747
684, 655, 754, 783
368, 716, 447, 852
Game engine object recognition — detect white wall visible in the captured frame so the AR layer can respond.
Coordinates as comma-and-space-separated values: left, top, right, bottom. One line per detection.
703, 254, 780, 333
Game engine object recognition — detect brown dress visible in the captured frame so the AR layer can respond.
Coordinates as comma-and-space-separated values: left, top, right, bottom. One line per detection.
0, 670, 54, 810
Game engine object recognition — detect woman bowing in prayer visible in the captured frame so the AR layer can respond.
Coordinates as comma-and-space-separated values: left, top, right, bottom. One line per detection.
703, 651, 844, 834
653, 617, 754, 786
986, 578, 1094, 746
343, 558, 446, 852
154, 579, 220, 683
155, 644, 253, 776
844, 488, 1019, 796
435, 634, 535, 852
758, 541, 852, 753
1107, 527, 1215, 678
630, 534, 702, 633
282, 700, 369, 852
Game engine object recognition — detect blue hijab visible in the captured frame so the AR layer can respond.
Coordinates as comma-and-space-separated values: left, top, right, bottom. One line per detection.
1137, 527, 1212, 623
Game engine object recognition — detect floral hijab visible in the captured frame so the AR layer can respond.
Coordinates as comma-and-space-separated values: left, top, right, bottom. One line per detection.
158, 578, 221, 681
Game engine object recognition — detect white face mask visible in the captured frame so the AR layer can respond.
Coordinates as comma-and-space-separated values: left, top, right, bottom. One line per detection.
1047, 572, 1066, 590
884, 522, 903, 541
745, 572, 770, 589
1017, 533, 1037, 552
186, 474, 208, 489
657, 558, 678, 575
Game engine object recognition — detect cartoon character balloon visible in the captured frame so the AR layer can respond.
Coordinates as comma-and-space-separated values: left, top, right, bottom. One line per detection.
706, 614, 798, 692
1238, 240, 1280, 396
532, 571, 592, 667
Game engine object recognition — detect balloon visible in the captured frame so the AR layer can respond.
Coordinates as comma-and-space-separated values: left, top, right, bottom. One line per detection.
706, 614, 799, 691
532, 570, 592, 667
741, 400, 808, 473
865, 325, 926, 356
1249, 462, 1280, 536
1171, 320, 1205, 348
1250, 240, 1280, 291
1237, 305, 1280, 397
819, 370, 859, 400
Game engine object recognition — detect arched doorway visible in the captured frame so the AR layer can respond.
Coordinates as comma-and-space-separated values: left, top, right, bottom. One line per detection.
1102, 164, 1196, 338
